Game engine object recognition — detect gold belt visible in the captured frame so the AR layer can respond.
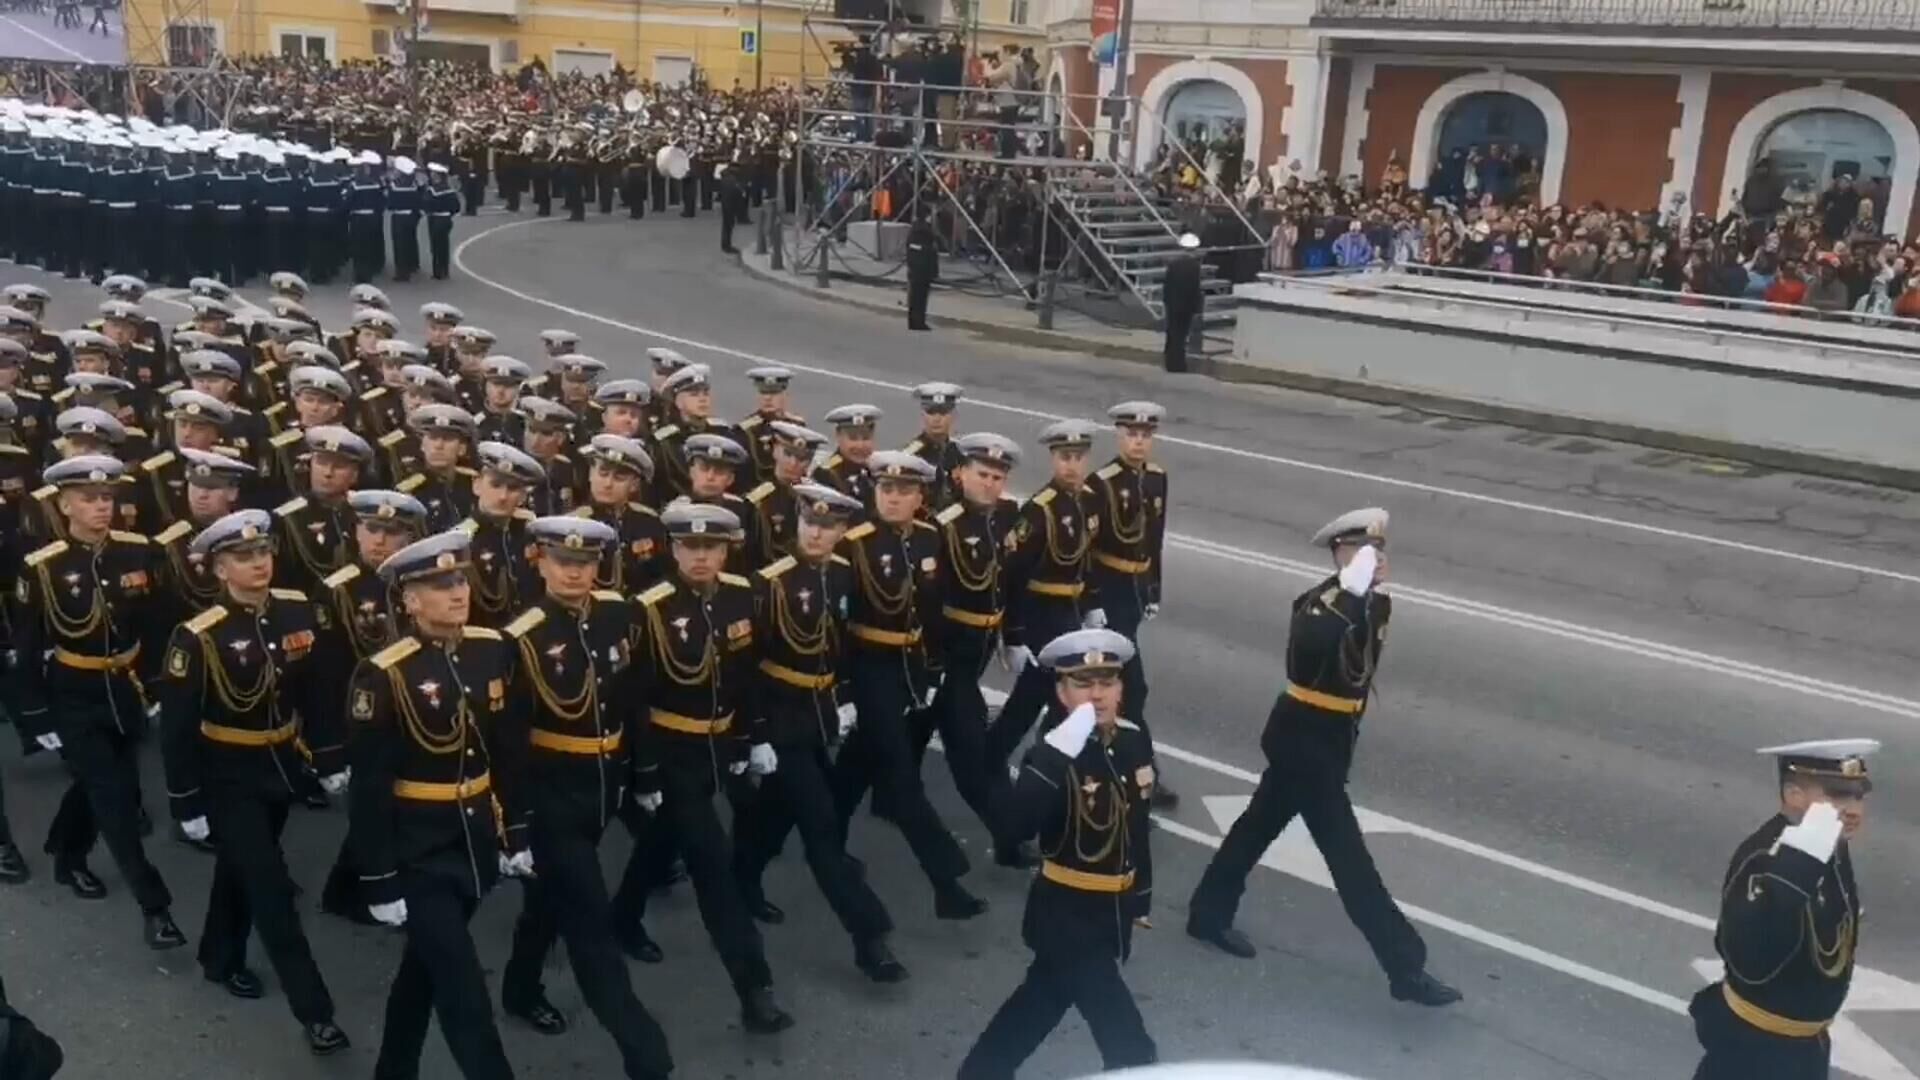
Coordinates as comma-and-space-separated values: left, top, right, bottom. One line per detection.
1093, 551, 1152, 575
649, 709, 734, 736
54, 644, 141, 672
1286, 683, 1366, 715
200, 720, 299, 748
529, 728, 623, 755
1040, 860, 1135, 894
1722, 984, 1832, 1038
1025, 580, 1084, 599
392, 774, 493, 802
849, 623, 921, 647
942, 605, 1003, 629
759, 659, 836, 690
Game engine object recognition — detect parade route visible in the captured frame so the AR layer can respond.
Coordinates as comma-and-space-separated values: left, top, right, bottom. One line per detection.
3, 211, 1918, 1079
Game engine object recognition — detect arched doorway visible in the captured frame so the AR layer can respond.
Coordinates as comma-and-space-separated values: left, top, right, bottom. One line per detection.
1162, 79, 1245, 149
1743, 109, 1896, 218
1437, 91, 1547, 163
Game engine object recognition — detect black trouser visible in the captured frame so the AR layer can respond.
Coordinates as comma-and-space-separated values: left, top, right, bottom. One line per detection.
1093, 572, 1152, 736
461, 176, 483, 215
349, 212, 383, 283
678, 179, 695, 217
958, 948, 1156, 1079
306, 209, 339, 283
262, 209, 295, 278
503, 809, 673, 1079
502, 168, 521, 213
319, 835, 366, 921
1163, 311, 1194, 374
699, 175, 714, 211
161, 207, 193, 284
0, 758, 14, 848
720, 208, 737, 252
651, 172, 667, 213
532, 172, 552, 217
372, 878, 513, 1080
198, 791, 335, 1025
106, 206, 137, 276
611, 764, 772, 996
831, 652, 969, 888
733, 740, 893, 942
43, 722, 170, 914
597, 167, 618, 214
390, 212, 420, 280
83, 200, 106, 278
212, 208, 246, 285
906, 274, 932, 328
561, 168, 585, 222
623, 169, 646, 218
1188, 767, 1425, 980
1690, 984, 1829, 1080
919, 644, 1017, 845
60, 196, 85, 277
428, 217, 453, 279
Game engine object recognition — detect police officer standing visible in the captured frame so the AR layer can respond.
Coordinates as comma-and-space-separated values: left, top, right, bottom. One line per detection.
157, 509, 351, 1054
1186, 508, 1461, 1007
1691, 739, 1878, 1080
1161, 232, 1203, 374
905, 208, 940, 332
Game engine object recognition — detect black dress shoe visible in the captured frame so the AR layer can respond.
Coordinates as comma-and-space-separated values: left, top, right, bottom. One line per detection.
933, 881, 988, 921
1186, 920, 1257, 959
145, 911, 188, 950
173, 823, 217, 854
0, 842, 29, 884
617, 925, 664, 964
54, 863, 107, 900
739, 987, 795, 1034
854, 937, 909, 984
1390, 970, 1463, 1007
206, 967, 264, 999
305, 1021, 351, 1056
747, 897, 786, 925
504, 995, 569, 1035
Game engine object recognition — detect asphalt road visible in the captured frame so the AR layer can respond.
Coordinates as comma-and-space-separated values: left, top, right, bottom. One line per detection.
0, 8, 128, 65
3, 209, 1919, 1080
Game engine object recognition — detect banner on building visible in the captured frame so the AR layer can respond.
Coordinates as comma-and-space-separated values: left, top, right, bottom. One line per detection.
1090, 0, 1119, 65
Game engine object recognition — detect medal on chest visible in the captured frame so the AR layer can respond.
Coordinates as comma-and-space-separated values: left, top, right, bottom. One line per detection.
418, 680, 442, 708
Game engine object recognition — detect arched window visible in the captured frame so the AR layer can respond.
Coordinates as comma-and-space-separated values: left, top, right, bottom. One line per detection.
1437, 91, 1548, 164
1162, 80, 1246, 149
1743, 109, 1896, 219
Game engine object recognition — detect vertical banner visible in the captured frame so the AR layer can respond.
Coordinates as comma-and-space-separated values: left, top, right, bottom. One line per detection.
1090, 0, 1119, 65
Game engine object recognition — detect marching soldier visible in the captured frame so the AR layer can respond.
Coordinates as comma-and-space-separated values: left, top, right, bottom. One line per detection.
333, 306, 399, 371
1691, 739, 1878, 1080
157, 509, 351, 1055
904, 382, 964, 512
1088, 401, 1175, 807
732, 483, 909, 983
346, 151, 387, 284
426, 163, 461, 280
272, 426, 372, 596
355, 340, 418, 439
987, 419, 1103, 772
476, 356, 532, 445
650, 363, 734, 504
744, 421, 826, 568
548, 353, 606, 436
14, 455, 186, 949
518, 396, 582, 515
420, 302, 465, 373
344, 529, 525, 1080
395, 404, 480, 531
682, 433, 761, 575
153, 449, 256, 626
574, 434, 668, 593
594, 379, 652, 442
458, 441, 545, 629
494, 517, 677, 1080
956, 629, 1158, 1080
448, 326, 496, 414
644, 347, 690, 428
266, 367, 355, 498
0, 339, 51, 460
830, 451, 987, 920
1186, 508, 1461, 1007
611, 501, 795, 1035
0, 304, 60, 401
98, 300, 166, 404
814, 404, 882, 510
135, 390, 236, 532
177, 350, 270, 476
388, 158, 423, 283
737, 366, 801, 485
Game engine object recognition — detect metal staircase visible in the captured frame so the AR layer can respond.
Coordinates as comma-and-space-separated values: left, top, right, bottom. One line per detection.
1050, 168, 1240, 328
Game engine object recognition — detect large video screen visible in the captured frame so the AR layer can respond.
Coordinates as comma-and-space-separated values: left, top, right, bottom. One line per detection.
0, 0, 132, 65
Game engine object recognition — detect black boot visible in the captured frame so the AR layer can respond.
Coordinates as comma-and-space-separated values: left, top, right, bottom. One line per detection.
53, 861, 107, 900
616, 922, 664, 964
0, 841, 29, 883
933, 879, 988, 920
205, 966, 264, 999
504, 992, 569, 1035
1390, 970, 1463, 1007
739, 986, 795, 1034
854, 937, 909, 984
144, 910, 187, 950
1186, 919, 1257, 959
306, 1021, 351, 1056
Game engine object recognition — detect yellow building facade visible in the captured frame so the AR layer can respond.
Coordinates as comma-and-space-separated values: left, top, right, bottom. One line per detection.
126, 0, 1044, 90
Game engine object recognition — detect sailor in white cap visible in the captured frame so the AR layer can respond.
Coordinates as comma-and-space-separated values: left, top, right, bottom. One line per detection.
1188, 507, 1462, 1006
737, 365, 801, 484
388, 155, 423, 282
815, 404, 883, 508
347, 151, 387, 283
425, 161, 461, 279
1691, 738, 1880, 1079
905, 382, 965, 511
1163, 231, 1205, 373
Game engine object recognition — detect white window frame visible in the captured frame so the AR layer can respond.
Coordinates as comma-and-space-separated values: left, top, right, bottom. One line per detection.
1009, 0, 1032, 24
413, 31, 503, 71
165, 19, 225, 64
270, 24, 337, 62
653, 53, 695, 86
552, 47, 616, 77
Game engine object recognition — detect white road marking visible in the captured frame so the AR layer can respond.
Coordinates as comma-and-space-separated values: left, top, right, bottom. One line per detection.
1690, 958, 1920, 1080
0, 15, 92, 61
453, 217, 1920, 587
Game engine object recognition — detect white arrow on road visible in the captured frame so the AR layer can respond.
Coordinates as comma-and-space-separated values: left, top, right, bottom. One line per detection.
1689, 958, 1920, 1080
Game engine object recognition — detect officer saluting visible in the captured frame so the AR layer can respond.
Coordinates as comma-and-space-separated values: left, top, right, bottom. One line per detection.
157, 510, 351, 1055
958, 628, 1158, 1079
1186, 508, 1460, 1006
494, 516, 676, 1079
346, 529, 525, 1080
1691, 739, 1879, 1080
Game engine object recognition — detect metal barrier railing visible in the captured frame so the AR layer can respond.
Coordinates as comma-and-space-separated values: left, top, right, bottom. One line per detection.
1312, 0, 1920, 32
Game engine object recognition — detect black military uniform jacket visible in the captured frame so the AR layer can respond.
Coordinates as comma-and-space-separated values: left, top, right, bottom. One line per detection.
346, 627, 522, 906
357, 385, 404, 440
312, 561, 402, 742
499, 592, 634, 832
6, 390, 50, 460
839, 518, 941, 682
744, 480, 797, 569
14, 532, 165, 738
153, 516, 225, 623
159, 590, 325, 819
1013, 720, 1155, 959
649, 415, 730, 504
811, 452, 875, 511
21, 333, 67, 397
398, 466, 476, 533
737, 410, 802, 485
530, 451, 580, 517
1004, 481, 1099, 647
571, 501, 668, 594
134, 447, 200, 532
1087, 457, 1167, 607
904, 434, 964, 511
458, 510, 538, 629
630, 573, 758, 792
753, 554, 851, 748
475, 406, 525, 447
377, 429, 425, 488
934, 497, 1016, 663
1707, 815, 1860, 1031
1261, 576, 1389, 781
273, 494, 355, 597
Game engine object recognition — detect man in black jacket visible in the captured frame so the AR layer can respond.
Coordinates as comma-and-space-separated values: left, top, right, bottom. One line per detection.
1161, 232, 1204, 373
905, 209, 940, 331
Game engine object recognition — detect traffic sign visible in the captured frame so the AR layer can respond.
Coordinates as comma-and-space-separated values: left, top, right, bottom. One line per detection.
740, 29, 757, 55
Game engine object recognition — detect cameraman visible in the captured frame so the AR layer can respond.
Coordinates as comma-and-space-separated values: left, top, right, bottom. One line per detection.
842, 37, 883, 142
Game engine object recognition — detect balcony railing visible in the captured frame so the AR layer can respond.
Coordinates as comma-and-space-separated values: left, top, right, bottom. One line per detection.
1313, 0, 1920, 33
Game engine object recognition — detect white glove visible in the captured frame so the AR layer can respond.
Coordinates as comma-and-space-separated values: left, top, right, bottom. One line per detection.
1043, 702, 1098, 758
1778, 802, 1844, 863
918, 678, 940, 710
635, 791, 663, 814
147, 702, 162, 721
1001, 644, 1034, 675
1142, 602, 1160, 622
748, 743, 778, 776
500, 850, 536, 878
180, 817, 211, 842
1339, 546, 1379, 597
319, 770, 351, 795
35, 733, 62, 752
729, 759, 750, 776
1082, 607, 1108, 629
369, 900, 408, 927
836, 702, 858, 738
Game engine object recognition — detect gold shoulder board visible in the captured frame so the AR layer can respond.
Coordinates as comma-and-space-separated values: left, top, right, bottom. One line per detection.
363, 386, 388, 400
456, 466, 478, 477
1318, 586, 1341, 607
269, 430, 302, 448
185, 605, 229, 634
591, 589, 626, 604
274, 496, 309, 517
903, 438, 924, 455
323, 564, 362, 589
512, 509, 536, 522
371, 637, 422, 670
758, 555, 797, 580
746, 482, 774, 504
378, 430, 406, 448
822, 453, 843, 470
454, 518, 480, 535
913, 519, 937, 532
935, 503, 965, 524
1095, 462, 1122, 480
504, 608, 547, 638
269, 587, 308, 603
653, 424, 680, 440
263, 401, 287, 417
463, 626, 503, 641
568, 505, 594, 519
142, 450, 176, 472
639, 581, 676, 606
830, 553, 850, 566
110, 530, 151, 545
1145, 463, 1166, 474
740, 415, 763, 430
154, 521, 193, 546
845, 522, 876, 541
396, 474, 426, 493
1115, 718, 1141, 731
718, 572, 751, 588
1031, 488, 1057, 507
25, 540, 71, 567
629, 502, 659, 517
31, 485, 55, 501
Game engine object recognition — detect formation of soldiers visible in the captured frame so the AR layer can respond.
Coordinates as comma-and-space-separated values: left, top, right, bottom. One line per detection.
0, 254, 1883, 1075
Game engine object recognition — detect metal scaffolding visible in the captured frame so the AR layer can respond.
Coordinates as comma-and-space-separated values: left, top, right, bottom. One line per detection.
122, 0, 248, 126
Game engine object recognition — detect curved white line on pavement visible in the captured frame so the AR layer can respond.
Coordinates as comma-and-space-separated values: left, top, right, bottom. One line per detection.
453, 218, 1920, 587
